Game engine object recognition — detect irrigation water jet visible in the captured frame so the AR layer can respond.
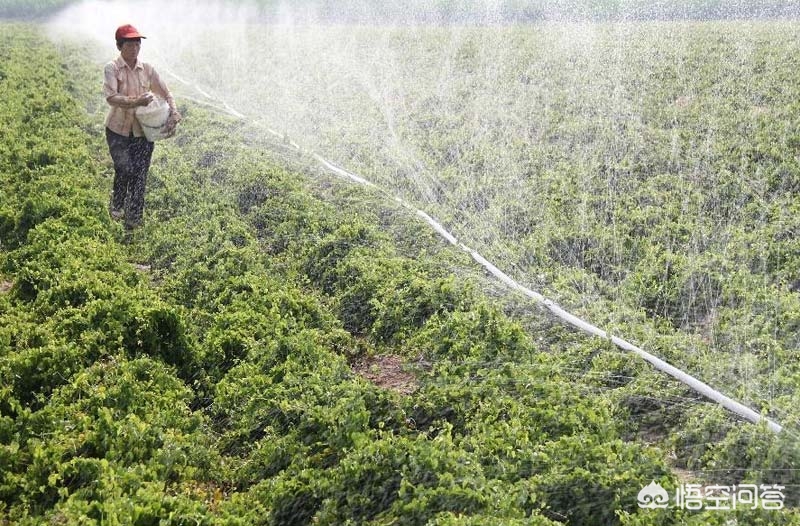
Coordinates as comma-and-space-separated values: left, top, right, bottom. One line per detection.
45, 0, 798, 435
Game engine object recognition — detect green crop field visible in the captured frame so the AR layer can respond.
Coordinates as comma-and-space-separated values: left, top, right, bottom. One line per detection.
2, 1, 800, 524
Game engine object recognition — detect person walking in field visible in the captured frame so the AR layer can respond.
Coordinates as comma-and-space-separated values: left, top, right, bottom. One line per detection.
103, 23, 181, 230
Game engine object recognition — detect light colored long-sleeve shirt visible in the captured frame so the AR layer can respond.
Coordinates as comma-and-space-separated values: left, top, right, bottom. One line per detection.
103, 56, 176, 137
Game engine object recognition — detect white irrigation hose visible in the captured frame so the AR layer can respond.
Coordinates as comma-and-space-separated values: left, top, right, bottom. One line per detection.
163, 68, 783, 434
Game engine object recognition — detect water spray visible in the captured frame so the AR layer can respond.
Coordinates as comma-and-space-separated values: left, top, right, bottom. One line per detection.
168, 73, 783, 434
45, 0, 787, 434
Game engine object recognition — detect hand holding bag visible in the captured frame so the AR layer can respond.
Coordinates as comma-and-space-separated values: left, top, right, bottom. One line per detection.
135, 95, 176, 141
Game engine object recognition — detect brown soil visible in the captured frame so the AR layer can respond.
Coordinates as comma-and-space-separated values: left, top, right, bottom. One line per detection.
352, 354, 418, 395
672, 467, 697, 484
0, 280, 12, 294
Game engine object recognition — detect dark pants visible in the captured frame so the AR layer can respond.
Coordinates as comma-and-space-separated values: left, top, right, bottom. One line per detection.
105, 127, 154, 228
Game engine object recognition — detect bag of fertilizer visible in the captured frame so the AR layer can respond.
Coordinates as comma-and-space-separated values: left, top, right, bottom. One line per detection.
135, 95, 174, 141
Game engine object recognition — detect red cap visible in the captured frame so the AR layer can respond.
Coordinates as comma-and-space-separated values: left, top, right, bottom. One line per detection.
115, 24, 146, 40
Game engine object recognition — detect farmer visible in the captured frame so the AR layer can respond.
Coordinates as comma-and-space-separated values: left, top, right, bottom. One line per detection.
103, 23, 181, 230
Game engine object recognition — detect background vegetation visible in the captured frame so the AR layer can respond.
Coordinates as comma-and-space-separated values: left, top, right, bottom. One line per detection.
6, 0, 800, 20
0, 0, 73, 18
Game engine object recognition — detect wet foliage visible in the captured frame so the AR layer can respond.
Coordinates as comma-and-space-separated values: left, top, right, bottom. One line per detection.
2, 17, 800, 526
